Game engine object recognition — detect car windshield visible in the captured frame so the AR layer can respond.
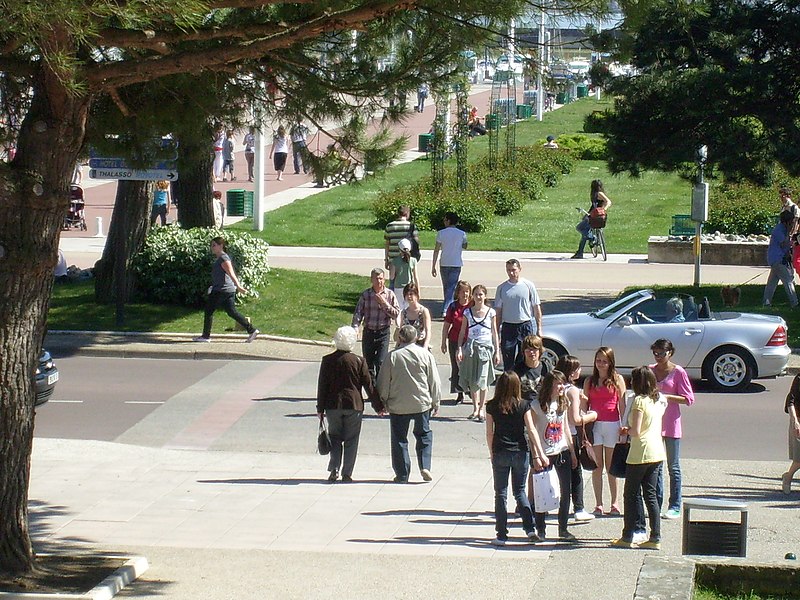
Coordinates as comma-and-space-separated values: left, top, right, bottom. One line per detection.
590, 292, 652, 319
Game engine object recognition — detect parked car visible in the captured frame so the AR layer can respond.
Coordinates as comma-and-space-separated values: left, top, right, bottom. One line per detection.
35, 349, 58, 406
541, 290, 790, 391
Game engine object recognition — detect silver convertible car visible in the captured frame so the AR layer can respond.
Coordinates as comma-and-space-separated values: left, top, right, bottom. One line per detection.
541, 289, 790, 391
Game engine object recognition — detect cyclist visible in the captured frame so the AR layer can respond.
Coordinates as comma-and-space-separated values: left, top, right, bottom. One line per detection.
571, 179, 612, 259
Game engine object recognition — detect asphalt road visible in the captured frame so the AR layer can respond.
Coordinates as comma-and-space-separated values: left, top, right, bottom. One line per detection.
37, 356, 791, 462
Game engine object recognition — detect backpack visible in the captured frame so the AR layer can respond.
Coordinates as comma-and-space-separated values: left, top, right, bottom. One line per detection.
588, 206, 607, 228
405, 223, 421, 261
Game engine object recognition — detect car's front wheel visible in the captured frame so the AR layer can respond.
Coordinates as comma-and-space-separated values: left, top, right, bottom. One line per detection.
704, 346, 755, 391
542, 340, 567, 373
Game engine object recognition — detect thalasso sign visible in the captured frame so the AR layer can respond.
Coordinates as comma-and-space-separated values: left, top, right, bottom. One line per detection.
89, 168, 179, 181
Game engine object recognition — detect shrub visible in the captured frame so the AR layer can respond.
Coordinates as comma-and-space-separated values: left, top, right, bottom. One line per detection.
583, 110, 608, 134
486, 184, 525, 216
705, 184, 777, 235
132, 227, 270, 306
553, 134, 608, 161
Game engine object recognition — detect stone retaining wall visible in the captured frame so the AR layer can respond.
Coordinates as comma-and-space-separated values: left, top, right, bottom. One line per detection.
648, 236, 768, 266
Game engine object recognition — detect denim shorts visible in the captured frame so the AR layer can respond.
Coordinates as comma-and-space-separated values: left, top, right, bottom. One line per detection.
593, 420, 623, 448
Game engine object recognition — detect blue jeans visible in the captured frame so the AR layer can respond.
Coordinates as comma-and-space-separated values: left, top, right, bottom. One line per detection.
389, 411, 432, 481
500, 320, 536, 372
656, 437, 682, 512
492, 449, 533, 538
575, 217, 595, 256
623, 462, 661, 542
439, 266, 461, 315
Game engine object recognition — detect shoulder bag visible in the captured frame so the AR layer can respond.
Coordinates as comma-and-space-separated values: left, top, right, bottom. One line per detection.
578, 424, 598, 471
609, 436, 630, 478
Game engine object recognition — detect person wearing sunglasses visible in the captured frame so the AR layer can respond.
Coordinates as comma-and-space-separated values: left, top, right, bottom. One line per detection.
649, 338, 695, 520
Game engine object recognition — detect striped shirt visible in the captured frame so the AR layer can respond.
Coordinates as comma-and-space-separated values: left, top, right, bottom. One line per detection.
384, 219, 413, 262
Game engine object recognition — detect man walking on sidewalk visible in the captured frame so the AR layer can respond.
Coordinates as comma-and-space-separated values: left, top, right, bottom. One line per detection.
378, 324, 441, 484
431, 211, 467, 316
495, 259, 543, 371
352, 268, 400, 383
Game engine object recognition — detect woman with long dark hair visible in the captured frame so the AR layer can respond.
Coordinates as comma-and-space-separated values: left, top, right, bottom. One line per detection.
441, 281, 471, 403
649, 338, 694, 519
485, 371, 546, 545
572, 179, 613, 259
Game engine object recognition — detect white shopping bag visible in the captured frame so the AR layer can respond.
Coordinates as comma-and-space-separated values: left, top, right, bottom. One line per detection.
532, 467, 561, 513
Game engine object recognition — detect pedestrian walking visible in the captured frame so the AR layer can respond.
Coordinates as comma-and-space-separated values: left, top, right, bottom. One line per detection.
212, 126, 225, 182
495, 258, 543, 371
485, 371, 546, 546
316, 326, 383, 483
384, 205, 418, 279
649, 338, 694, 519
612, 367, 667, 550
150, 180, 171, 226
431, 212, 467, 317
378, 324, 441, 484
269, 125, 290, 181
289, 121, 309, 175
416, 83, 429, 112
399, 283, 431, 350
390, 238, 418, 311
193, 236, 259, 343
243, 126, 256, 182
782, 373, 800, 494
221, 130, 236, 181
763, 210, 798, 308
351, 267, 400, 383
441, 281, 471, 404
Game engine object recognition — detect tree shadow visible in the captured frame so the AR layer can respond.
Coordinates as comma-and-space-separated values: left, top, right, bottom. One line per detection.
197, 477, 406, 486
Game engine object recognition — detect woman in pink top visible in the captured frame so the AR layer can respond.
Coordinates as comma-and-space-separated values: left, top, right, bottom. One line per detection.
582, 346, 627, 515
649, 338, 694, 519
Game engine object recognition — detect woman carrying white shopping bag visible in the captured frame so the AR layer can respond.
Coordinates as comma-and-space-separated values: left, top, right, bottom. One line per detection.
529, 370, 578, 542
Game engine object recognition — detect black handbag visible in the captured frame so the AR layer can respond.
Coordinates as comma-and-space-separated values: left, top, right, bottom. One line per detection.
405, 223, 421, 261
609, 438, 630, 478
317, 416, 331, 455
578, 424, 598, 471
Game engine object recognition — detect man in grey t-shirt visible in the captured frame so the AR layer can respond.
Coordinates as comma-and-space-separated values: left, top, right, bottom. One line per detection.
494, 258, 542, 371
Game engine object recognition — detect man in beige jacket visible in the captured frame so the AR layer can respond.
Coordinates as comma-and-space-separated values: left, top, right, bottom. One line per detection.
378, 325, 442, 483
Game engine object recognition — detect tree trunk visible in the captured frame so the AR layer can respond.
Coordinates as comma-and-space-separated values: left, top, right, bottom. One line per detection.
94, 180, 154, 305
0, 78, 89, 576
173, 137, 214, 228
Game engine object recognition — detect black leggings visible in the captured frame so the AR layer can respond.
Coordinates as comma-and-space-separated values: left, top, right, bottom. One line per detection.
202, 290, 254, 337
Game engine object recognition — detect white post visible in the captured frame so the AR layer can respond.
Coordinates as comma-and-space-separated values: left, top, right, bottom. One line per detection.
253, 124, 266, 232
595, 18, 602, 100
94, 216, 105, 238
537, 10, 545, 121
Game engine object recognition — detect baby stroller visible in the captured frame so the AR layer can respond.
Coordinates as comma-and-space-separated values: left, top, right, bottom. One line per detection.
63, 185, 87, 230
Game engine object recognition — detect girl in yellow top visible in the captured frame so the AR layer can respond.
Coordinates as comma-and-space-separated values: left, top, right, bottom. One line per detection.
612, 367, 667, 550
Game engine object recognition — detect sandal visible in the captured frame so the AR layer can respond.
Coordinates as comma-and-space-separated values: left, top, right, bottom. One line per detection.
608, 505, 621, 516
592, 506, 604, 516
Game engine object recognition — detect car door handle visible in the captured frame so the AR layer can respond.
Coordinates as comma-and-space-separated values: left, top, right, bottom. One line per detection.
683, 328, 702, 335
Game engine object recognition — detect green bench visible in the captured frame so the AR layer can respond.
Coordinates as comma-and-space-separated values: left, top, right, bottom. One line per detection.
669, 214, 695, 236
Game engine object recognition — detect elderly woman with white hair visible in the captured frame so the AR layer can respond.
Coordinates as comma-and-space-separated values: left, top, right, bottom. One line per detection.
316, 326, 383, 483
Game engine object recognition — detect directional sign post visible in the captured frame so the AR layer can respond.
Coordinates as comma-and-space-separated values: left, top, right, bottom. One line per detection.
89, 168, 179, 181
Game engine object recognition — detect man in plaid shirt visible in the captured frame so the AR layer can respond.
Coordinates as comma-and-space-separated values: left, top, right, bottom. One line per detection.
352, 268, 400, 383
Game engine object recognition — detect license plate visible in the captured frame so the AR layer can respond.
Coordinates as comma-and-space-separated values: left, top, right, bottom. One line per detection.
47, 373, 59, 385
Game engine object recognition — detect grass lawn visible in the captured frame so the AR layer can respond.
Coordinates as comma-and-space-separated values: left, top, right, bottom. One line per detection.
231, 97, 692, 254
48, 269, 367, 340
49, 276, 799, 347
694, 586, 796, 600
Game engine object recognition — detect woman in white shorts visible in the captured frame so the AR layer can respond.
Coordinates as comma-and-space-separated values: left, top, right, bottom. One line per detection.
582, 347, 627, 515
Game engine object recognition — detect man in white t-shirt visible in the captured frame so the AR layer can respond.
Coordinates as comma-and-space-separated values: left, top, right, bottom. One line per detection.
431, 212, 467, 316
494, 258, 543, 371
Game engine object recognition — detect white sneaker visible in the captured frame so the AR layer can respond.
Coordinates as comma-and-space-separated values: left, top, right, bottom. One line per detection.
245, 329, 259, 343
192, 336, 211, 343
421, 469, 433, 482
574, 510, 595, 522
632, 531, 648, 544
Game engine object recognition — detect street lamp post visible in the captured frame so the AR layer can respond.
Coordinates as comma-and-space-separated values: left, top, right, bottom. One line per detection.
692, 145, 709, 287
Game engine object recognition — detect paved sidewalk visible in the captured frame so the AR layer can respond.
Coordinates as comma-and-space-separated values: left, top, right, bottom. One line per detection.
30, 438, 800, 599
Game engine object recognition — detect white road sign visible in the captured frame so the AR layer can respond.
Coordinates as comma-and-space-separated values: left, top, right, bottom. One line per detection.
89, 168, 179, 181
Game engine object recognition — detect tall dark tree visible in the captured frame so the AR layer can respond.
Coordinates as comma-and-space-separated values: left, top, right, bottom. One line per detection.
595, 0, 800, 183
0, 0, 615, 575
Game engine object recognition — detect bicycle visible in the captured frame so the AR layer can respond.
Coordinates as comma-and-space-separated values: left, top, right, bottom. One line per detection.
575, 207, 607, 261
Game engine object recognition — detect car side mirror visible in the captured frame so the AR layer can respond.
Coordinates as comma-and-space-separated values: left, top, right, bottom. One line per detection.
617, 315, 634, 327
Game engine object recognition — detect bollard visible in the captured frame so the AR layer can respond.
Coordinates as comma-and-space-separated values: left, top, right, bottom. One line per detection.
94, 216, 105, 238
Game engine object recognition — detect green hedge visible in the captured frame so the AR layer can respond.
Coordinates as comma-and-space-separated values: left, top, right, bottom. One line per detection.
132, 227, 270, 306
706, 170, 800, 235
546, 134, 608, 161
373, 146, 575, 232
